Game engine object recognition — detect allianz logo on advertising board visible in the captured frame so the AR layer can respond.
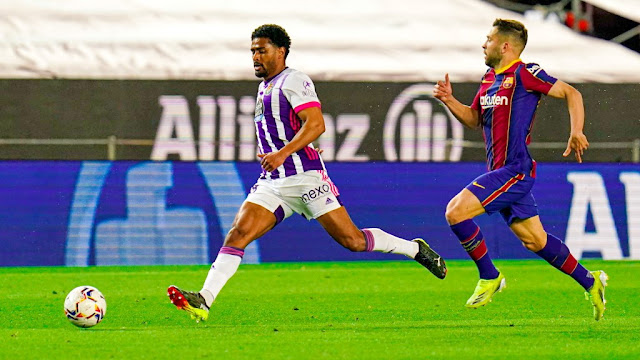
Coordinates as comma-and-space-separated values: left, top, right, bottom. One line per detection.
479, 94, 509, 109
383, 84, 464, 162
151, 83, 464, 162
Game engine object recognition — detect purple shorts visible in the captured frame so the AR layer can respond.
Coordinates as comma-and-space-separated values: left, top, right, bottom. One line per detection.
465, 166, 538, 225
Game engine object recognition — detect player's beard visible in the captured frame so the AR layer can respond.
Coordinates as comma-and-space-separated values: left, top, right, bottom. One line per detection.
254, 66, 267, 78
485, 49, 501, 68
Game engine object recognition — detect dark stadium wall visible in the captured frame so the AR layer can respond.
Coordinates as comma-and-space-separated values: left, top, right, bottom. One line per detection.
0, 80, 638, 162
0, 161, 637, 266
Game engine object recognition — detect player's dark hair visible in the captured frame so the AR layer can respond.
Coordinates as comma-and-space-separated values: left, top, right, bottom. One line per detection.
493, 19, 528, 50
251, 24, 291, 58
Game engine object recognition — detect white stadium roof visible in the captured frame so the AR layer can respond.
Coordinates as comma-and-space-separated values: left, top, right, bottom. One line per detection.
1, 0, 640, 82
583, 0, 640, 23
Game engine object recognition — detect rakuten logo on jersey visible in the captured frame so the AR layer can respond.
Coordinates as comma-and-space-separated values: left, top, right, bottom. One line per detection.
480, 94, 509, 109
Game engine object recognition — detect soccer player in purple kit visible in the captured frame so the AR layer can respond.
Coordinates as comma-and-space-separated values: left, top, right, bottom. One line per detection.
433, 19, 608, 320
167, 24, 447, 322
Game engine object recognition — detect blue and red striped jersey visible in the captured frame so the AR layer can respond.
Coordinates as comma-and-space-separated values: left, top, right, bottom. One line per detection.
471, 59, 557, 176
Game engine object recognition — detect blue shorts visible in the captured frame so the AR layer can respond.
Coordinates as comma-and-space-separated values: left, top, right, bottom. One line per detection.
465, 167, 538, 225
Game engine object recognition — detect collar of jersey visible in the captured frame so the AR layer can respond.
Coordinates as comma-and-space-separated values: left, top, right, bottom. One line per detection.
264, 67, 289, 83
495, 58, 522, 75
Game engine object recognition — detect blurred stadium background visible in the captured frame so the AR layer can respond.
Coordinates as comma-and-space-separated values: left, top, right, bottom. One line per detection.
0, 0, 638, 267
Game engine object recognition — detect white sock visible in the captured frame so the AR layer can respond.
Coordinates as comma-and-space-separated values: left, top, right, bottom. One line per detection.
362, 228, 419, 258
200, 248, 243, 307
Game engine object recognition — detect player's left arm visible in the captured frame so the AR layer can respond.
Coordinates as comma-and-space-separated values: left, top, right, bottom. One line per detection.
547, 80, 589, 163
258, 106, 325, 172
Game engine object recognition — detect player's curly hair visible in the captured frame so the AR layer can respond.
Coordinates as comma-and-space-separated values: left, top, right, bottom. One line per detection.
251, 24, 291, 58
493, 18, 528, 50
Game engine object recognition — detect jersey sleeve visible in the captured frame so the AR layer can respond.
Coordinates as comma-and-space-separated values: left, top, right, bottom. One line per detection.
520, 63, 558, 95
281, 71, 321, 113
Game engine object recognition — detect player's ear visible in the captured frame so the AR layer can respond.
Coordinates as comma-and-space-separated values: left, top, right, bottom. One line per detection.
501, 41, 510, 54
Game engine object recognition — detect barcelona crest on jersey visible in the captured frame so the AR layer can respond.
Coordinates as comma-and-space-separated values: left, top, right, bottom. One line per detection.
502, 76, 514, 89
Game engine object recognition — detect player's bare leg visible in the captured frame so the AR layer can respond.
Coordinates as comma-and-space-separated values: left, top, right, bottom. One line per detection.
316, 207, 447, 279
169, 201, 277, 321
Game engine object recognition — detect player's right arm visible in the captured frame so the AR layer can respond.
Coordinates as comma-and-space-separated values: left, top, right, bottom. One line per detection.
258, 106, 324, 172
433, 73, 481, 129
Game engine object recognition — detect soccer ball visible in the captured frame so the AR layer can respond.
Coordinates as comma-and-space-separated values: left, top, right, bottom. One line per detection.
64, 286, 107, 328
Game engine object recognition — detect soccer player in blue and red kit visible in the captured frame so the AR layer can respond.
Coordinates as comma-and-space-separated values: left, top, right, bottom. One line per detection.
433, 19, 607, 320
167, 24, 447, 322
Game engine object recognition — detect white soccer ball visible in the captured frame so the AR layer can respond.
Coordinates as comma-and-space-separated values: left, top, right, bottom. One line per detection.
64, 286, 107, 328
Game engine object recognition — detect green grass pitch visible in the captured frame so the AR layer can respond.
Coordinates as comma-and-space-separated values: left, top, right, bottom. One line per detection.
1, 260, 639, 359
